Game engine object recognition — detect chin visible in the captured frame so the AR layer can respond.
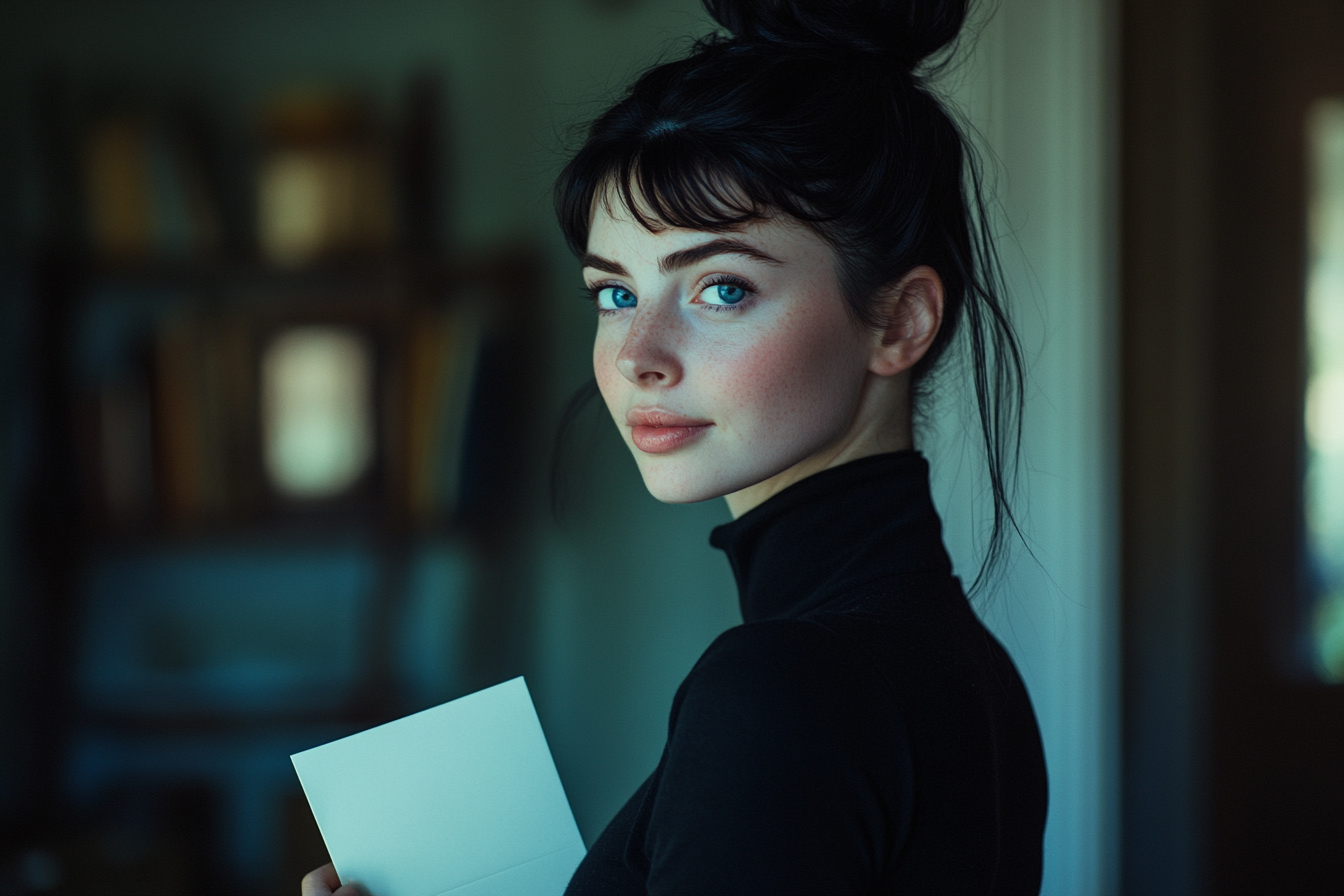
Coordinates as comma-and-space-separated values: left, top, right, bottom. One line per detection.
634, 460, 731, 504
631, 452, 774, 505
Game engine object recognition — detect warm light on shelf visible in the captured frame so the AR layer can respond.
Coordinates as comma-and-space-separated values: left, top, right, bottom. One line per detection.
260, 326, 374, 499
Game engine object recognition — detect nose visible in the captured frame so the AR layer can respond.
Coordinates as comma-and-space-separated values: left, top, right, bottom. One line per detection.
615, 302, 683, 388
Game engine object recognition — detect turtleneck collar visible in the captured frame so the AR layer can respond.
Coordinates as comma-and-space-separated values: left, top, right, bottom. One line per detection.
709, 451, 954, 624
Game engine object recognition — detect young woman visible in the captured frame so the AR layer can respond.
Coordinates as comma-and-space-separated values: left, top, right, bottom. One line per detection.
306, 1, 1047, 893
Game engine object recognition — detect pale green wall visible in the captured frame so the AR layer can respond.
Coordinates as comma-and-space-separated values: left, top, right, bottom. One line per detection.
930, 2, 1120, 893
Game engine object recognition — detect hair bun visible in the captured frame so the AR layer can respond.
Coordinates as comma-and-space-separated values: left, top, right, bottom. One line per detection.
703, 0, 968, 72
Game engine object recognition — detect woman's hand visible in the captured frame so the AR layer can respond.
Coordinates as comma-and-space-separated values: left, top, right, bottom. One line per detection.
301, 862, 365, 896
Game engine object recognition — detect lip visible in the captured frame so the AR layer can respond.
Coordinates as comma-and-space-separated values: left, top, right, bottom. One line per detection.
626, 407, 713, 454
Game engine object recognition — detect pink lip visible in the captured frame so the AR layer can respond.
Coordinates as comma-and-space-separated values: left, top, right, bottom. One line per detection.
626, 408, 713, 454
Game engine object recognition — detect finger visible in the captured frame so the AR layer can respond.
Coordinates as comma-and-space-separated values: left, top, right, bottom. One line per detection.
301, 862, 341, 896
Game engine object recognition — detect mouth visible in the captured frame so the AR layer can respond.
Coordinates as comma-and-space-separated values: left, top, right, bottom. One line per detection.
626, 408, 714, 455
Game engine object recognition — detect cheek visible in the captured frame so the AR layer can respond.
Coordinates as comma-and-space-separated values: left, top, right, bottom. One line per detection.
592, 325, 621, 391
710, 304, 865, 436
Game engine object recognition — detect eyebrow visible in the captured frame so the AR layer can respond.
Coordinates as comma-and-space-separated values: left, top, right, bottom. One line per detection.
581, 238, 783, 278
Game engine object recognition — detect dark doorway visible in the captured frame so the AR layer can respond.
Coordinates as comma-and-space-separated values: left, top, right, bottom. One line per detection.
1124, 1, 1344, 893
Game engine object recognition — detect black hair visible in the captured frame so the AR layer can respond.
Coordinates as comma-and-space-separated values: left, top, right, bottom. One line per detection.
552, 0, 1024, 594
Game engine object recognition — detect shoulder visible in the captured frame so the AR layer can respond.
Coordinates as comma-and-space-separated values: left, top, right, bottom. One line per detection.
691, 618, 870, 686
645, 620, 914, 889
672, 619, 905, 754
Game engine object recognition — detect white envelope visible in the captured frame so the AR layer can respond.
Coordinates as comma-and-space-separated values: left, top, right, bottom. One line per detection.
291, 677, 586, 896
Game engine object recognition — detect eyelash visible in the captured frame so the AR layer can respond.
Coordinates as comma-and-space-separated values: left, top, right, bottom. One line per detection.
582, 275, 759, 316
696, 274, 756, 312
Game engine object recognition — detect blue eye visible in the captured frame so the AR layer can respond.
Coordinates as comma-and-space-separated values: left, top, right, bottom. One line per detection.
700, 282, 748, 305
596, 286, 637, 310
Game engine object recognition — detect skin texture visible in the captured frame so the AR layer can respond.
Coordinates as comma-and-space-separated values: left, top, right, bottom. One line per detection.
301, 863, 364, 896
585, 196, 945, 518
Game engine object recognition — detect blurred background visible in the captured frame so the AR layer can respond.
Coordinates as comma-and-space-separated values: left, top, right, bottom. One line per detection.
0, 1, 1339, 894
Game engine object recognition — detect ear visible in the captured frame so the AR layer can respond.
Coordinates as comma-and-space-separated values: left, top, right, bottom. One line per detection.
868, 265, 945, 377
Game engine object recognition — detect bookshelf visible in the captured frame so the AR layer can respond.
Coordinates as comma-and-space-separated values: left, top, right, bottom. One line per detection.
23, 74, 544, 894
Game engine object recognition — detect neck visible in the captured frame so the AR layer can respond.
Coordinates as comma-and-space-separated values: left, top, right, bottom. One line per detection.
710, 451, 953, 623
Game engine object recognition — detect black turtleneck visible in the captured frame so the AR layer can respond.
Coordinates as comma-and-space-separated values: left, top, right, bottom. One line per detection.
565, 452, 1047, 896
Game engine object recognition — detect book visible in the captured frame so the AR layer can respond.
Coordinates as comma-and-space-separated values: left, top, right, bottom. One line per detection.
83, 113, 222, 263
405, 301, 482, 523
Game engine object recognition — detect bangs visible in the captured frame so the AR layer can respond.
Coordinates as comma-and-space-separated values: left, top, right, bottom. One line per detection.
557, 133, 820, 255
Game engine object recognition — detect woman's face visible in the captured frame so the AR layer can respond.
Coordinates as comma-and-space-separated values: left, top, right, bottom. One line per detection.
585, 200, 876, 505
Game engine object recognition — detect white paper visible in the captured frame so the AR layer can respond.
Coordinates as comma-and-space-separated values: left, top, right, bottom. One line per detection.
291, 677, 585, 896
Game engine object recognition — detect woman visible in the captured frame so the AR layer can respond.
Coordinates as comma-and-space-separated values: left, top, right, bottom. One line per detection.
306, 0, 1046, 893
